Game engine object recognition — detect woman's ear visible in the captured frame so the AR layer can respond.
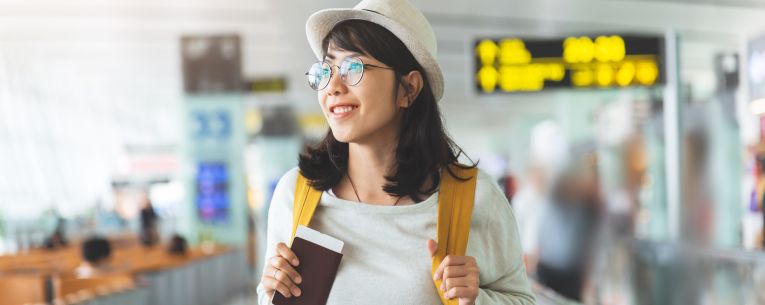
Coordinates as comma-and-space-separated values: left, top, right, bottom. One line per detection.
399, 70, 423, 108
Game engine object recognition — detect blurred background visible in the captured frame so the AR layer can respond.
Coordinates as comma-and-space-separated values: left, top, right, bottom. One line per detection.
1, 0, 765, 304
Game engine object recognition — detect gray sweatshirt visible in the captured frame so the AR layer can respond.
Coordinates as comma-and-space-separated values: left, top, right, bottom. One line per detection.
256, 167, 536, 305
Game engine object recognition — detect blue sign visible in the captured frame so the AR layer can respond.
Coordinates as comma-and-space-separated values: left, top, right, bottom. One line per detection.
191, 109, 231, 139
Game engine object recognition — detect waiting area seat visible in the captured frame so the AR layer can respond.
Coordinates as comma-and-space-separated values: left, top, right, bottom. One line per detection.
0, 275, 49, 305
0, 236, 249, 305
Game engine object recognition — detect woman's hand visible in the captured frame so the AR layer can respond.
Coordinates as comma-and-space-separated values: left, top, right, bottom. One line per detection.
261, 242, 303, 299
428, 239, 480, 305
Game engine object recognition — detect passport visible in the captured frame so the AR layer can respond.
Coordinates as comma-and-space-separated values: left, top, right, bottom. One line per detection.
271, 225, 344, 305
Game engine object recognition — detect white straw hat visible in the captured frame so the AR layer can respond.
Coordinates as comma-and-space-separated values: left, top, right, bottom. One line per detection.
306, 0, 444, 102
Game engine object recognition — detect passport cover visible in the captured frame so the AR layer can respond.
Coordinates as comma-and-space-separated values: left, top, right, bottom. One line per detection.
271, 237, 343, 305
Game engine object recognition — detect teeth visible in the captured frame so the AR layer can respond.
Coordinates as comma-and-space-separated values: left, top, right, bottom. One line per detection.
332, 106, 356, 114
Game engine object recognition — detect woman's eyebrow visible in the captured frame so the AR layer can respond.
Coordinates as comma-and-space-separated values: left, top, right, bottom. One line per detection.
324, 52, 363, 61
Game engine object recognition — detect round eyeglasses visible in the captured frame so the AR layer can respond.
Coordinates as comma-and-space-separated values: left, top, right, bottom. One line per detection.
305, 56, 393, 91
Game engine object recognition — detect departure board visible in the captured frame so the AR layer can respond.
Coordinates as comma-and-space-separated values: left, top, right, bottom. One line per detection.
474, 35, 664, 93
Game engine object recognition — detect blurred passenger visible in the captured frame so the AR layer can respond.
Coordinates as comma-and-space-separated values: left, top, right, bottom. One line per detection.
42, 209, 68, 250
139, 196, 159, 246
167, 234, 188, 256
513, 164, 548, 276
756, 154, 765, 249
604, 134, 647, 239
597, 134, 651, 305
43, 229, 68, 250
536, 147, 603, 301
75, 236, 113, 277
681, 116, 713, 247
513, 120, 567, 276
500, 174, 517, 202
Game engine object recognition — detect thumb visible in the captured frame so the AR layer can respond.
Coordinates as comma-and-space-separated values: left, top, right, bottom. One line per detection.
426, 239, 438, 257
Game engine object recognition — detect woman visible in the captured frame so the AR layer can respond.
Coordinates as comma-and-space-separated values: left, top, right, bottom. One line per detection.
257, 0, 535, 304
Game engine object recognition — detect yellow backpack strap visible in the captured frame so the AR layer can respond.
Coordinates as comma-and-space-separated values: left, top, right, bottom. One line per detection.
290, 172, 323, 243
432, 165, 479, 305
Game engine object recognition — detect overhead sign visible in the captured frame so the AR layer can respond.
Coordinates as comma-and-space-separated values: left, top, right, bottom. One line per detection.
474, 35, 664, 93
181, 34, 242, 94
191, 109, 231, 140
243, 77, 288, 93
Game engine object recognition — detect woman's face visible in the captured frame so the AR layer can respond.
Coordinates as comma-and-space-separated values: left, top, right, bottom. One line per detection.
319, 44, 407, 145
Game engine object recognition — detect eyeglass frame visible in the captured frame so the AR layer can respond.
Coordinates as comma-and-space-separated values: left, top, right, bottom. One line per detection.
305, 56, 395, 91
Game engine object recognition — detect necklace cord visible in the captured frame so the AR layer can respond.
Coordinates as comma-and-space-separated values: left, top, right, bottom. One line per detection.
346, 173, 403, 206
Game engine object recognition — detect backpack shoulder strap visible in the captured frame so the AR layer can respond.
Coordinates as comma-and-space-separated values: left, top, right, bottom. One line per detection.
290, 172, 323, 243
432, 164, 479, 305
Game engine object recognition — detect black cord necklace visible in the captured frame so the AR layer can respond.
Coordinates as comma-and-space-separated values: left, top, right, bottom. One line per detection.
346, 173, 403, 206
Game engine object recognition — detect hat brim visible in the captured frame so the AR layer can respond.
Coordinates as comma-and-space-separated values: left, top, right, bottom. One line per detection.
306, 8, 444, 102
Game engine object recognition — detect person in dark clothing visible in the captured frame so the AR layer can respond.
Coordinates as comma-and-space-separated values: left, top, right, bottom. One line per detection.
82, 237, 112, 263
536, 150, 603, 301
44, 210, 68, 250
43, 230, 68, 250
167, 234, 189, 256
140, 197, 160, 246
75, 236, 113, 277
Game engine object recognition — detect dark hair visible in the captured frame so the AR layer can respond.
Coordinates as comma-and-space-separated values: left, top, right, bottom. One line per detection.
167, 234, 188, 256
298, 20, 475, 201
43, 230, 68, 250
81, 236, 112, 264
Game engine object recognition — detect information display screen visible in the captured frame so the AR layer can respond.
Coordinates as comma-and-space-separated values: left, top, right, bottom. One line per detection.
474, 35, 664, 93
196, 162, 229, 223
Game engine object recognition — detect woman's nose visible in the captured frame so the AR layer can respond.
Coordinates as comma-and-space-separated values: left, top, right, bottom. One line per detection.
326, 65, 347, 96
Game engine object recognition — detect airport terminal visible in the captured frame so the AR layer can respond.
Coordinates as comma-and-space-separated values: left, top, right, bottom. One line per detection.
1, 0, 765, 304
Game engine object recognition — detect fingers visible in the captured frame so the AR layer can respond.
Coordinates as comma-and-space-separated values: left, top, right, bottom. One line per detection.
263, 262, 302, 298
261, 276, 294, 299
433, 255, 475, 280
440, 275, 471, 292
269, 256, 302, 285
271, 265, 302, 297
431, 255, 480, 302
260, 242, 303, 299
445, 286, 479, 300
443, 266, 469, 280
276, 242, 300, 266
426, 239, 438, 257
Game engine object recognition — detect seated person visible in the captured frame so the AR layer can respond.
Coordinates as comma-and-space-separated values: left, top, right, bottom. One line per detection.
43, 230, 68, 250
167, 234, 188, 256
74, 236, 113, 277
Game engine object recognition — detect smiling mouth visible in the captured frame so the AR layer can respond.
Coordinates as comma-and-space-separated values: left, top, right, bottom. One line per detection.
330, 105, 358, 115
